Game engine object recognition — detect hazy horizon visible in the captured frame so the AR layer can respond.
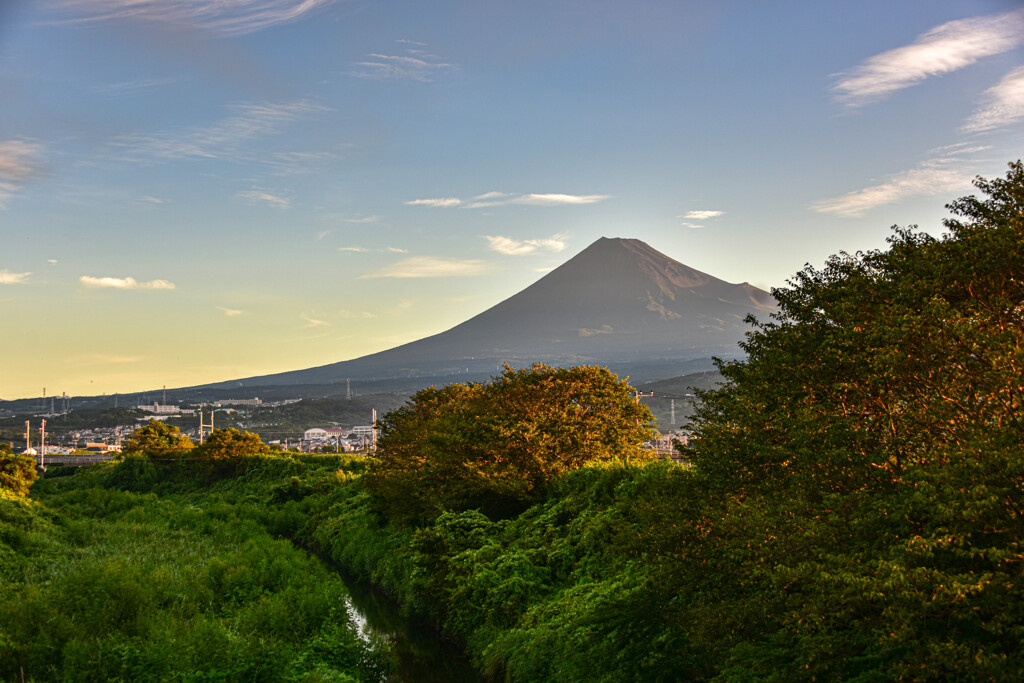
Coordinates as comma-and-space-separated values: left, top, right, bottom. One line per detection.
2, 1, 1022, 399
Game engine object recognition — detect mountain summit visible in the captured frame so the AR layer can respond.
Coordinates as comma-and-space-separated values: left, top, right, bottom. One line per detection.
207, 237, 776, 390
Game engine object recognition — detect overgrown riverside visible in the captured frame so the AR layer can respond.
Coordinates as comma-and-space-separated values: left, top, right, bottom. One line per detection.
3, 163, 1024, 681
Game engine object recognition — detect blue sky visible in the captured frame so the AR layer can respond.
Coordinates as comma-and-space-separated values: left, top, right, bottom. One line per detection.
1, 0, 1022, 399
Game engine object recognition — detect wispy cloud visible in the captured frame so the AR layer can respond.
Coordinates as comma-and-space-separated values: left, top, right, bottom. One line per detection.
833, 8, 1024, 106
300, 312, 328, 327
0, 270, 31, 285
486, 235, 567, 255
811, 158, 973, 217
406, 197, 461, 207
350, 44, 455, 82
111, 100, 326, 164
0, 140, 43, 209
963, 65, 1024, 133
342, 214, 384, 224
338, 246, 371, 252
135, 195, 168, 204
217, 306, 244, 316
239, 189, 290, 208
51, 0, 343, 37
362, 256, 489, 279
680, 222, 705, 229
94, 76, 180, 94
386, 246, 409, 254
682, 210, 724, 220
338, 309, 377, 319
80, 275, 176, 289
267, 150, 342, 176
513, 193, 608, 206
409, 192, 609, 209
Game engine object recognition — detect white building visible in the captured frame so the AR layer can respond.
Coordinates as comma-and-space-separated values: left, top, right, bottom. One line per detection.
304, 428, 329, 440
137, 403, 180, 415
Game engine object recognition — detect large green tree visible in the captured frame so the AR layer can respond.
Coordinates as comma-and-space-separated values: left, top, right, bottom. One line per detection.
122, 420, 193, 458
0, 453, 38, 498
368, 363, 656, 521
679, 161, 1024, 678
192, 428, 269, 460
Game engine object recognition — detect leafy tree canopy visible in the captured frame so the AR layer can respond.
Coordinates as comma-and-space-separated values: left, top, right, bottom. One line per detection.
681, 161, 1024, 677
368, 363, 657, 522
122, 420, 193, 459
0, 453, 39, 498
193, 428, 269, 460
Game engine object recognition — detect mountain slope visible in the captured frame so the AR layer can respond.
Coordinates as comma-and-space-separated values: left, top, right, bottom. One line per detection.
205, 237, 776, 389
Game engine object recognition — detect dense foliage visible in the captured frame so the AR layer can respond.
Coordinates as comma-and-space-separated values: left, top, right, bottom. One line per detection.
0, 453, 38, 499
0, 454, 387, 682
366, 364, 656, 521
305, 163, 1024, 681
121, 420, 194, 458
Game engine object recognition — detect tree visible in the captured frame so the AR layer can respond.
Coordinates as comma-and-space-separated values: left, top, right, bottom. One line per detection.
121, 420, 193, 458
368, 364, 657, 521
192, 428, 269, 460
680, 162, 1024, 678
0, 453, 38, 498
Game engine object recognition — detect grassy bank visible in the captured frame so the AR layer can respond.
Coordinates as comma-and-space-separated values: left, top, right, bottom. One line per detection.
0, 455, 387, 683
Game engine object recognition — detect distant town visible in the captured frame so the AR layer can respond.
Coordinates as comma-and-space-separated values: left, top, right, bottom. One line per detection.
3, 395, 690, 463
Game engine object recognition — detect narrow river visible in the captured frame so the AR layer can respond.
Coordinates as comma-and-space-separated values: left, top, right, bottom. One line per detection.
340, 572, 487, 682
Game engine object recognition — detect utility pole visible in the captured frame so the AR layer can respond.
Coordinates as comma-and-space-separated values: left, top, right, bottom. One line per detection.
634, 390, 654, 404
24, 420, 30, 454
371, 409, 377, 452
199, 410, 214, 443
39, 419, 46, 469
670, 399, 675, 427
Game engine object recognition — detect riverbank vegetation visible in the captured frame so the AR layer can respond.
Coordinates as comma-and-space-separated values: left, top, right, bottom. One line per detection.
2, 164, 1022, 681
0, 455, 388, 682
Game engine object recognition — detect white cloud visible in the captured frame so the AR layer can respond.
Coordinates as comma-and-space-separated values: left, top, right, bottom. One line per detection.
362, 256, 489, 279
811, 161, 973, 217
406, 197, 462, 207
342, 215, 383, 223
350, 45, 455, 82
413, 192, 609, 209
50, 0, 342, 36
239, 189, 290, 208
0, 270, 31, 285
681, 222, 704, 229
0, 140, 43, 209
682, 210, 724, 220
512, 193, 608, 206
80, 275, 176, 289
386, 246, 409, 254
111, 100, 326, 163
338, 246, 371, 252
486, 235, 568, 255
963, 65, 1024, 133
48, 259, 58, 264
218, 306, 244, 316
834, 8, 1024, 106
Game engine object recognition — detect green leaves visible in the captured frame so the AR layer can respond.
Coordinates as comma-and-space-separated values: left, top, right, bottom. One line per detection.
122, 420, 193, 458
367, 364, 657, 523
